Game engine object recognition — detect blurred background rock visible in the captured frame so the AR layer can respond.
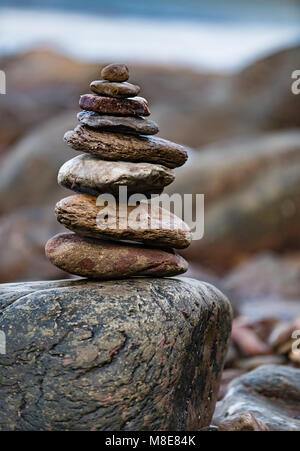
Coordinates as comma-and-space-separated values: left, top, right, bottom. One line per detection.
0, 1, 300, 416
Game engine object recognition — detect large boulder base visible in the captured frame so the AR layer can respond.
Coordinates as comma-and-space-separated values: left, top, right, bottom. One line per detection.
0, 277, 232, 431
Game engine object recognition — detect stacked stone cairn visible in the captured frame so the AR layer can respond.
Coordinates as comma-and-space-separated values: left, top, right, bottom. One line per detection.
45, 63, 192, 279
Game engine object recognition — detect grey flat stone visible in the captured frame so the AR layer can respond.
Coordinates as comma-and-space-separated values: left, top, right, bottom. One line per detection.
77, 111, 158, 135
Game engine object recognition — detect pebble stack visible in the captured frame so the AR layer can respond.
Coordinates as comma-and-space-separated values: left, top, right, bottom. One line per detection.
45, 63, 192, 279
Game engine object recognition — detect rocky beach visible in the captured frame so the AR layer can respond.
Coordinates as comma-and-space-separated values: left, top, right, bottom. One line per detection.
0, 24, 300, 430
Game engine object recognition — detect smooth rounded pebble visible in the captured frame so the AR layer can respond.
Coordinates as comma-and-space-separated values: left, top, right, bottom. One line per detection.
57, 154, 175, 197
45, 232, 188, 279
79, 94, 150, 116
90, 80, 140, 98
101, 63, 129, 82
55, 194, 192, 249
65, 125, 188, 168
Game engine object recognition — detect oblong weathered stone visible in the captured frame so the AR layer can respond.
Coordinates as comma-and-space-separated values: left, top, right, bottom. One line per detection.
57, 154, 175, 197
45, 232, 188, 279
77, 112, 158, 135
79, 94, 150, 116
55, 194, 192, 249
65, 125, 187, 168
90, 80, 140, 98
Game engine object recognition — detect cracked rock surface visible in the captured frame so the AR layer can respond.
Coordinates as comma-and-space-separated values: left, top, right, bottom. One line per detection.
0, 277, 231, 431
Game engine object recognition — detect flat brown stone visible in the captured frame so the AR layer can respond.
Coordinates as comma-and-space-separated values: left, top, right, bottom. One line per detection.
55, 194, 192, 249
57, 154, 175, 197
79, 94, 150, 116
90, 80, 140, 98
45, 232, 188, 279
65, 125, 188, 168
101, 63, 129, 82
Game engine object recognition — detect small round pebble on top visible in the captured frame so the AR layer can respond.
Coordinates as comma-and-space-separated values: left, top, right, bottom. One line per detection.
101, 63, 129, 82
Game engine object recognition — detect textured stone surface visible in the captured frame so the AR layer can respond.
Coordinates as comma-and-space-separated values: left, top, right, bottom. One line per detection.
214, 365, 300, 431
101, 63, 129, 82
90, 80, 140, 97
55, 194, 192, 249
45, 233, 188, 279
65, 125, 187, 168
80, 94, 150, 116
77, 112, 158, 135
0, 276, 232, 430
58, 154, 174, 197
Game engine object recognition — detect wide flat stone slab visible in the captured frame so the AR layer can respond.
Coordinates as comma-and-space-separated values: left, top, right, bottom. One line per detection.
65, 124, 187, 168
77, 112, 158, 135
0, 277, 232, 431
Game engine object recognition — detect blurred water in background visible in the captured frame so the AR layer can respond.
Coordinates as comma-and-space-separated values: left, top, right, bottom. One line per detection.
0, 0, 300, 71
